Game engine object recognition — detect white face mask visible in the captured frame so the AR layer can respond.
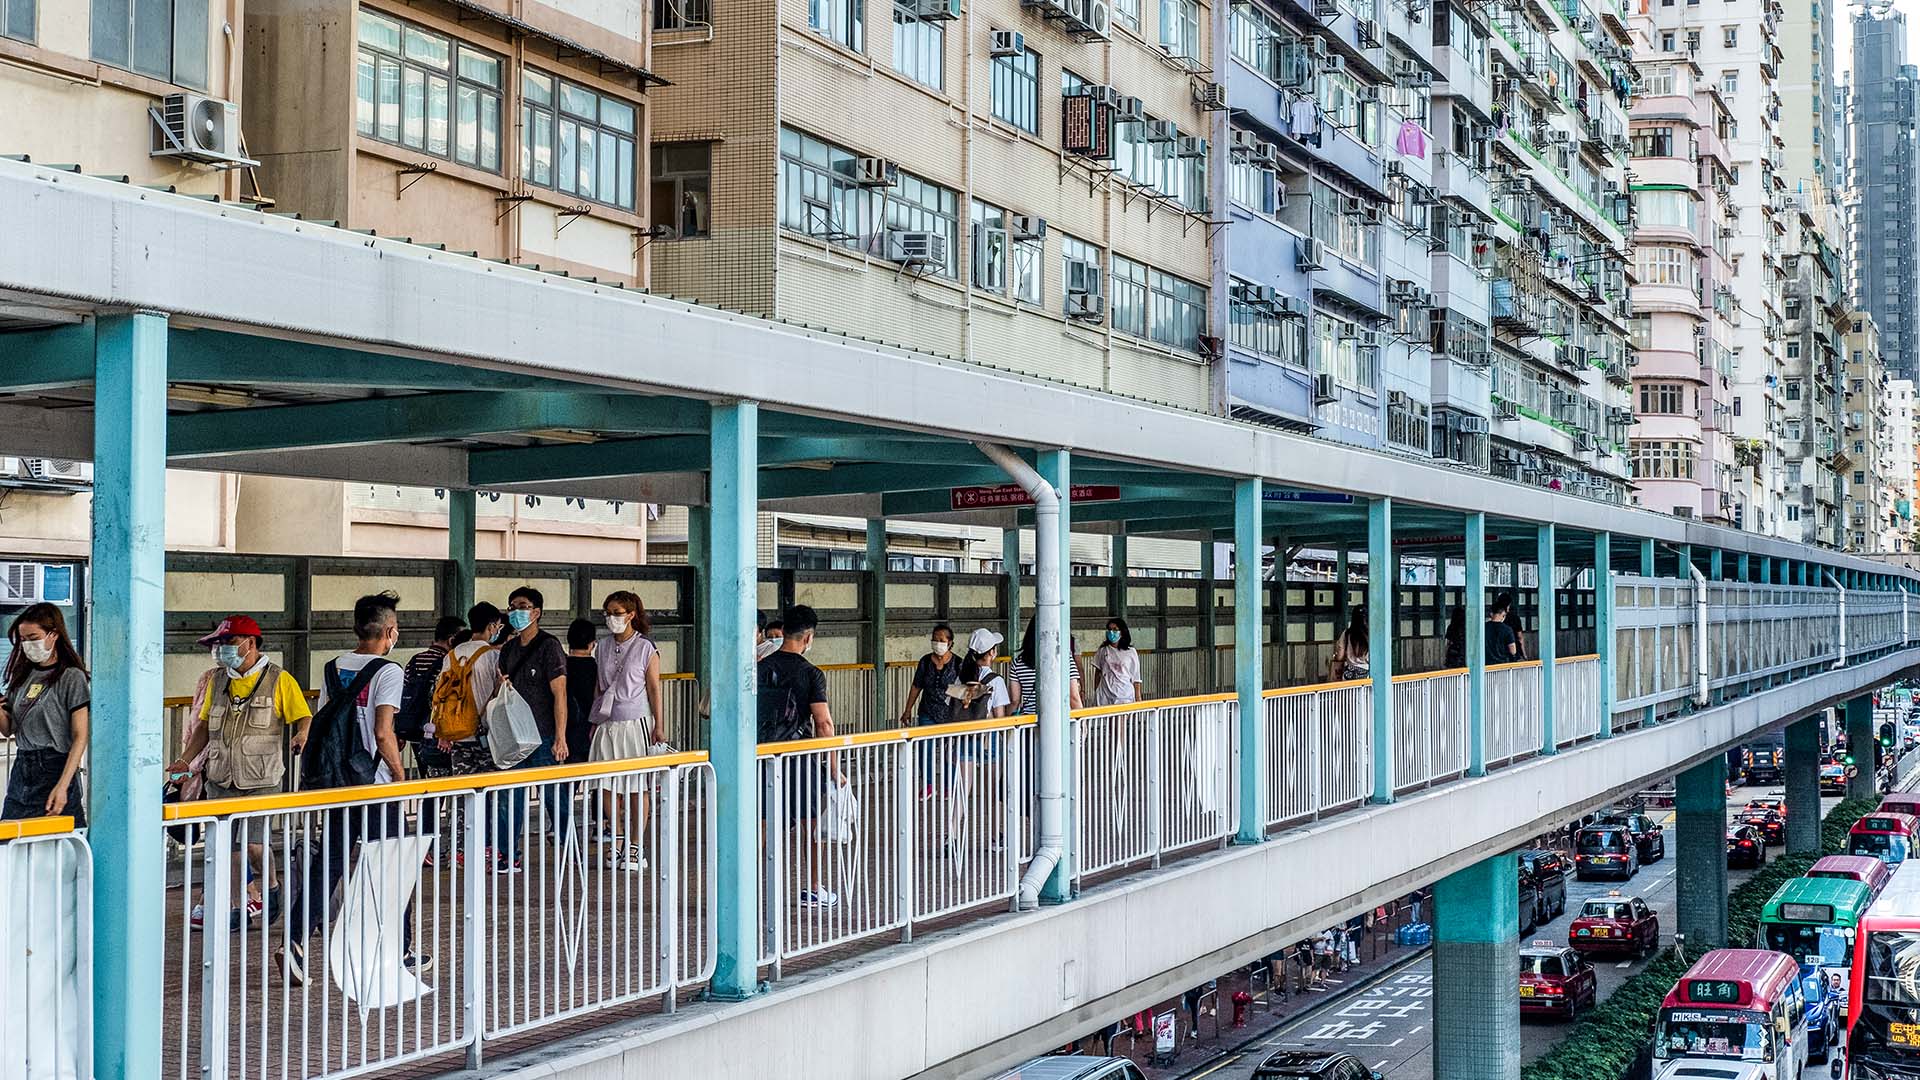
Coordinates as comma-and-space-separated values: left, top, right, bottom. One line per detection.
931, 640, 950, 657
19, 639, 53, 665
606, 614, 630, 635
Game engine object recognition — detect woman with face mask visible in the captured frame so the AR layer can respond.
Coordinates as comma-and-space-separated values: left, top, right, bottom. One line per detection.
1090, 617, 1143, 708
591, 592, 666, 871
897, 624, 961, 728
0, 604, 91, 824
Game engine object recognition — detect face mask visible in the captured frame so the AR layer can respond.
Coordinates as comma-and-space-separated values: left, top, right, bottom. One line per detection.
19, 639, 52, 665
606, 614, 630, 635
507, 609, 534, 631
767, 634, 783, 649
931, 641, 950, 657
799, 637, 812, 655
215, 644, 244, 672
1106, 630, 1121, 645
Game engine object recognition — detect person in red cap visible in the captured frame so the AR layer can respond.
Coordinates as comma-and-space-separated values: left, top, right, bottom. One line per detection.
168, 614, 313, 930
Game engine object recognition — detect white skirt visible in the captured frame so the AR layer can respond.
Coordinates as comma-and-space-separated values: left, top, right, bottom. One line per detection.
591, 718, 659, 793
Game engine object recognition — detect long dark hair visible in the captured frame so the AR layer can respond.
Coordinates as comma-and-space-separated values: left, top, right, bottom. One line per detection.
1104, 617, 1133, 650
6, 603, 86, 691
1343, 607, 1369, 656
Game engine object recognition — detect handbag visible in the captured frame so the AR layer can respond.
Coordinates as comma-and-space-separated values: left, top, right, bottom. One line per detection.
815, 779, 858, 844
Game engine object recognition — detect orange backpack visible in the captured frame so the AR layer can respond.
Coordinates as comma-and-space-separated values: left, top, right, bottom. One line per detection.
429, 645, 494, 742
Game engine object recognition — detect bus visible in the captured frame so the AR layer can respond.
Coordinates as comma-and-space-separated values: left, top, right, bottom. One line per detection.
1840, 860, 1920, 1078
1757, 877, 1872, 1054
1809, 855, 1897, 900
1654, 950, 1808, 1079
1880, 793, 1920, 819
1850, 813, 1920, 865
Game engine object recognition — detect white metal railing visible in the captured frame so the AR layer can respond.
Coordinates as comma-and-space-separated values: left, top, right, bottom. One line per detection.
1391, 671, 1469, 793
1, 820, 90, 1080
1554, 656, 1603, 747
161, 756, 713, 1080
1073, 698, 1235, 882
1262, 681, 1373, 831
1486, 662, 1545, 768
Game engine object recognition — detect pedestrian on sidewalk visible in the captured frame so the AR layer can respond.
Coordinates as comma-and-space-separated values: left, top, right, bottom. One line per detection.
0, 604, 89, 827
1328, 608, 1370, 682
495, 586, 571, 870
590, 591, 666, 873
1091, 618, 1142, 706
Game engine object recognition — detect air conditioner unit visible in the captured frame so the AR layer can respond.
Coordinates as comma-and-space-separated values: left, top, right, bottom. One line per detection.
1009, 214, 1047, 241
1313, 372, 1339, 404
1491, 60, 1509, 80
1297, 236, 1327, 271
911, 0, 961, 17
1385, 160, 1405, 178
1321, 53, 1346, 73
1494, 399, 1520, 420
1253, 142, 1282, 168
1394, 58, 1419, 82
1067, 290, 1106, 321
1277, 295, 1309, 318
0, 563, 43, 605
1575, 14, 1594, 31
1117, 96, 1147, 122
1341, 194, 1365, 216
1176, 135, 1207, 158
886, 229, 949, 267
854, 157, 899, 186
1082, 84, 1122, 109
1388, 389, 1410, 408
1575, 430, 1595, 451
20, 459, 92, 484
1308, 36, 1329, 59
1084, 0, 1114, 36
1608, 406, 1635, 425
150, 92, 254, 165
1145, 119, 1179, 143
1194, 81, 1228, 110
1232, 128, 1258, 154
989, 28, 1025, 55
1356, 17, 1381, 45
1314, 0, 1339, 16
1459, 414, 1491, 434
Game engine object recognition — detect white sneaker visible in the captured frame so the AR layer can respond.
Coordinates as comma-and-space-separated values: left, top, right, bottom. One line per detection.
619, 846, 647, 872
800, 888, 839, 909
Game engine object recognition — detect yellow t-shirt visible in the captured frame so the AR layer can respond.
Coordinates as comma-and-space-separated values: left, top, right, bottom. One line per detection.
198, 666, 313, 727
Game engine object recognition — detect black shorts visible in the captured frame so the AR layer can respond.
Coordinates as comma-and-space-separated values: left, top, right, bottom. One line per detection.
763, 760, 824, 823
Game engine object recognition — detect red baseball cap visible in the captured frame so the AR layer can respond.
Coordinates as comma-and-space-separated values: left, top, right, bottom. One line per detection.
198, 615, 263, 646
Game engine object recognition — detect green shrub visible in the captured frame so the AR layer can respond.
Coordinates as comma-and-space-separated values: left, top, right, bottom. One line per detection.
1520, 795, 1880, 1080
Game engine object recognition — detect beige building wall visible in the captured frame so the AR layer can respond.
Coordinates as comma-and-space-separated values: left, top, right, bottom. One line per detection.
0, 471, 238, 558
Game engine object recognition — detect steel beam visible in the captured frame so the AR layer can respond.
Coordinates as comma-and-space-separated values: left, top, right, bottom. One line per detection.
0, 323, 95, 389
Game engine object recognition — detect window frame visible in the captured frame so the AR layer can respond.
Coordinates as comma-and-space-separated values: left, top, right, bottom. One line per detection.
3, 0, 35, 43
650, 141, 712, 238
521, 66, 639, 210
810, 0, 864, 51
891, 0, 944, 89
655, 0, 710, 29
357, 11, 505, 174
991, 45, 1040, 133
91, 0, 209, 89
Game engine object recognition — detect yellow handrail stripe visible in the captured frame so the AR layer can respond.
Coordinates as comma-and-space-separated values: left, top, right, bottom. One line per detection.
1263, 677, 1373, 697
663, 672, 696, 681
1555, 654, 1601, 664
901, 714, 1037, 738
815, 662, 876, 672
0, 816, 74, 841
758, 728, 908, 756
1070, 692, 1237, 717
163, 751, 711, 819
1488, 659, 1545, 671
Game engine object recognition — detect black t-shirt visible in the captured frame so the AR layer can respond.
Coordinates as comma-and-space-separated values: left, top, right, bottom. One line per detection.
499, 631, 568, 739
757, 649, 827, 743
1485, 620, 1520, 665
911, 653, 963, 724
565, 654, 598, 757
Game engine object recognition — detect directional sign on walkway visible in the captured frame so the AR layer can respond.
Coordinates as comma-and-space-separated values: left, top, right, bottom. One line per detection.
949, 483, 1121, 509
1263, 489, 1356, 504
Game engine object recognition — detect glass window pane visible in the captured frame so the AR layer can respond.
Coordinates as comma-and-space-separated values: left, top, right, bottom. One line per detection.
557, 117, 577, 193
356, 49, 377, 134
377, 57, 402, 141
600, 96, 635, 133
402, 26, 448, 68
427, 74, 449, 156
652, 177, 676, 231
131, 0, 171, 78
524, 69, 552, 107
91, 0, 130, 66
577, 123, 596, 195
172, 0, 208, 88
532, 108, 552, 185
458, 47, 499, 87
4, 0, 34, 41
359, 9, 401, 51
617, 137, 635, 209
560, 81, 598, 120
479, 91, 499, 170
402, 65, 426, 148
597, 130, 617, 201
455, 82, 477, 163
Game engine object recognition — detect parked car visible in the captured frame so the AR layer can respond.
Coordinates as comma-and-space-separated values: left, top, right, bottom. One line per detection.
1518, 849, 1569, 920
1520, 941, 1598, 1019
1568, 893, 1660, 958
1727, 824, 1768, 869
1252, 1050, 1384, 1080
1600, 810, 1667, 863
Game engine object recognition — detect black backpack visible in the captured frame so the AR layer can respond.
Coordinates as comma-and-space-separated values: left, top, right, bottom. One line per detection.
756, 657, 815, 744
300, 658, 391, 790
394, 647, 444, 743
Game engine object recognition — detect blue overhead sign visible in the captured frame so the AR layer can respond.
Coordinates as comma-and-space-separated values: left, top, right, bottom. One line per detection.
1262, 489, 1355, 504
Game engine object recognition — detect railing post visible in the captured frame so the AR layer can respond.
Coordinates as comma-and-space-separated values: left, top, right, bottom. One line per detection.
463, 789, 487, 1063
1234, 476, 1265, 841
1595, 531, 1614, 738
1422, 680, 1435, 787
893, 739, 913, 942
1004, 731, 1022, 912
867, 519, 890, 724
761, 757, 782, 979
200, 818, 233, 1080
1537, 523, 1557, 753
1467, 513, 1487, 776
1309, 692, 1323, 820
1368, 497, 1395, 804
1147, 708, 1164, 868
660, 770, 682, 1013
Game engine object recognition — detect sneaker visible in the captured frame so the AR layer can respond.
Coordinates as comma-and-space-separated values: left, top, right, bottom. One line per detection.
799, 889, 839, 909
190, 903, 204, 932
279, 941, 307, 987
404, 952, 436, 976
492, 853, 522, 876
618, 845, 647, 872
245, 893, 265, 922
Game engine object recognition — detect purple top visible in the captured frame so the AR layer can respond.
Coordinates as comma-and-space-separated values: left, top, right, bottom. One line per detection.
594, 633, 657, 724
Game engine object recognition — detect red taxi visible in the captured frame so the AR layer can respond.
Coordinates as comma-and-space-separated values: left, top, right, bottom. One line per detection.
1806, 853, 1894, 897
1519, 941, 1597, 1020
1569, 892, 1660, 957
1573, 824, 1639, 881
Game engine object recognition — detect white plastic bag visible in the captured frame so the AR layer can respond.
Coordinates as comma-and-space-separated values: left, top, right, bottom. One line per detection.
816, 779, 858, 844
485, 681, 541, 769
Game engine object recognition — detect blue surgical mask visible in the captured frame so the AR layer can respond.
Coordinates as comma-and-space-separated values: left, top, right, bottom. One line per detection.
507, 609, 534, 631
1106, 629, 1121, 644
215, 644, 244, 671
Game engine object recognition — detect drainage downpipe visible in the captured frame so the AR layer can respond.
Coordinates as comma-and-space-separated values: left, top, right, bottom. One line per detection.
975, 441, 1064, 910
1684, 560, 1709, 707
1826, 572, 1847, 669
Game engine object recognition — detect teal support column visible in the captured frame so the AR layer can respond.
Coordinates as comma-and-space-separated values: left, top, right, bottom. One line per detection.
1737, 552, 1750, 582
1111, 530, 1129, 620
1038, 450, 1076, 901
689, 507, 713, 702
92, 312, 167, 1080
1709, 549, 1723, 581
1235, 478, 1265, 841
1677, 756, 1729, 948
708, 402, 760, 999
1760, 557, 1772, 584
1676, 544, 1693, 580
1785, 717, 1821, 853
1596, 531, 1614, 738
1432, 854, 1521, 1079
1640, 538, 1655, 577
1537, 524, 1557, 754
1003, 528, 1023, 657
1197, 564, 1219, 692
1848, 694, 1878, 801
448, 488, 477, 616
1333, 545, 1351, 637
1467, 513, 1488, 775
866, 519, 889, 724
1369, 498, 1395, 803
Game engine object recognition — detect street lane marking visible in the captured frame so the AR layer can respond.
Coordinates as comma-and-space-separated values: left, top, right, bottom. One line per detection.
1185, 1054, 1244, 1080
1616, 961, 1632, 968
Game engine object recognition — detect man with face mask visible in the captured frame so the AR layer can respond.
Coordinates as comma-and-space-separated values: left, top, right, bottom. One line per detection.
494, 586, 571, 871
168, 615, 313, 930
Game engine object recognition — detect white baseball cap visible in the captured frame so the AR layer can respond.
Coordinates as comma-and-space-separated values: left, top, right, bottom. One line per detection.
968, 627, 1004, 655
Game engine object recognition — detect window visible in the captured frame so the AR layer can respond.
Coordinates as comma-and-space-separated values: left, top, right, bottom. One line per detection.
1632, 126, 1675, 158
656, 0, 709, 28
892, 2, 943, 88
1230, 139, 1277, 213
91, 0, 208, 88
1230, 284, 1307, 366
1684, 29, 1699, 51
992, 46, 1039, 132
1310, 179, 1377, 267
1062, 235, 1103, 316
779, 127, 958, 278
3, 0, 33, 42
1721, 70, 1738, 94
1320, 67, 1379, 146
1722, 25, 1736, 46
879, 171, 960, 277
521, 70, 636, 209
358, 13, 502, 172
1160, 0, 1200, 60
1634, 190, 1695, 231
973, 199, 1038, 300
1150, 269, 1207, 351
1639, 382, 1686, 414
1635, 245, 1691, 287
1630, 440, 1698, 480
1660, 31, 1675, 52
1231, 1, 1290, 82
1313, 313, 1375, 390
1785, 378, 1802, 401
811, 0, 863, 50
651, 142, 711, 238
1112, 255, 1149, 338
1114, 0, 1140, 29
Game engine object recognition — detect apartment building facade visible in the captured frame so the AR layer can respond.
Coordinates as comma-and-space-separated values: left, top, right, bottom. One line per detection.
1626, 57, 1738, 522
1890, 379, 1918, 553
1841, 312, 1896, 553
1851, 9, 1920, 381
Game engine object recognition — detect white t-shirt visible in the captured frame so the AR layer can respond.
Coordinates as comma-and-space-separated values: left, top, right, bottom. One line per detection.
1091, 645, 1142, 707
318, 651, 406, 784
440, 641, 501, 710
